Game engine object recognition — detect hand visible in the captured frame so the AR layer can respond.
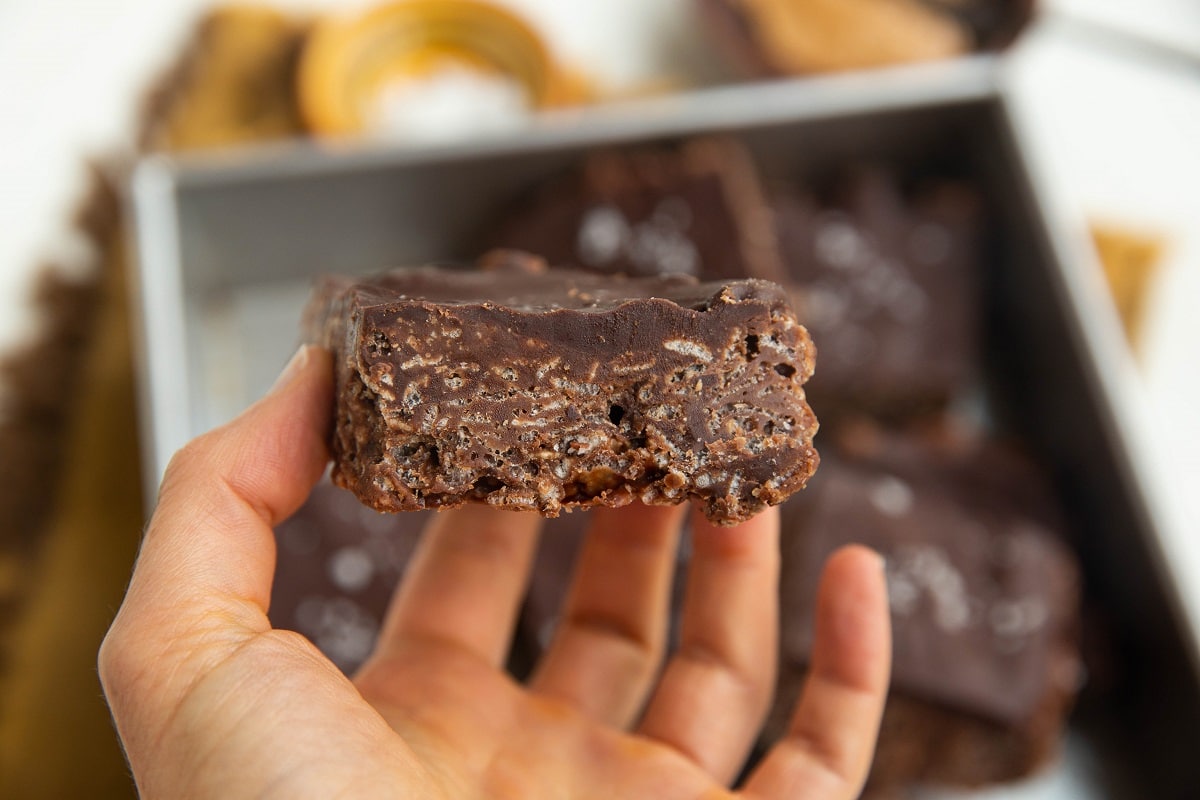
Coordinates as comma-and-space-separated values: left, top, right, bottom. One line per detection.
99, 345, 891, 799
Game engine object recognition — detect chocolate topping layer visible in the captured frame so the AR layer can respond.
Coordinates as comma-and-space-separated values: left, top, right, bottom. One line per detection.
774, 168, 981, 413
779, 425, 1080, 725
485, 138, 785, 283
304, 251, 818, 523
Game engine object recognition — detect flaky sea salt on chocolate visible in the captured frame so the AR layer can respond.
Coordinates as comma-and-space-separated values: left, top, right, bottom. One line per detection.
303, 251, 819, 524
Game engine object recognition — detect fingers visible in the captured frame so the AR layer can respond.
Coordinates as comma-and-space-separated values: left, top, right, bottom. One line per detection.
530, 503, 686, 727
367, 503, 542, 669
742, 545, 891, 800
638, 505, 781, 785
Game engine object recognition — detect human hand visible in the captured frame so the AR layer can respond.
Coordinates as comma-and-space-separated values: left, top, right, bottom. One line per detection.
99, 345, 891, 799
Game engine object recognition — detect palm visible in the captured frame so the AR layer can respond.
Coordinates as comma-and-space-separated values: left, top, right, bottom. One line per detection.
360, 644, 712, 799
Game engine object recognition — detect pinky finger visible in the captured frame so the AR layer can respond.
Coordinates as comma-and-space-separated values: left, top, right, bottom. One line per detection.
741, 545, 891, 800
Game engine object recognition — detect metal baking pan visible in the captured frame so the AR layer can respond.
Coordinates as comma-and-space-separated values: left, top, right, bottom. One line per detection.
130, 55, 1200, 798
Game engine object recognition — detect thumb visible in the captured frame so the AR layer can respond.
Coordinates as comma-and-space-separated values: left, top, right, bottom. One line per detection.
139, 343, 333, 622
100, 344, 333, 729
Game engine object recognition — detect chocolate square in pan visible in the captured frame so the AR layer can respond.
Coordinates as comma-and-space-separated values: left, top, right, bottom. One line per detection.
770, 422, 1082, 791
483, 137, 785, 283
303, 250, 818, 524
775, 167, 982, 416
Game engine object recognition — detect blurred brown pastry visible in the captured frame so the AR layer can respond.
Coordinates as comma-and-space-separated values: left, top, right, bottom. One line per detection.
140, 5, 308, 151
697, 0, 971, 76
699, 0, 1036, 77
297, 0, 587, 139
919, 0, 1037, 49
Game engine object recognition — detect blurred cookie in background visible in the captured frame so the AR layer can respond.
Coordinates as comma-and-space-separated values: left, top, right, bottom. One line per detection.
697, 0, 1034, 77
140, 4, 308, 152
297, 0, 591, 142
143, 1, 599, 151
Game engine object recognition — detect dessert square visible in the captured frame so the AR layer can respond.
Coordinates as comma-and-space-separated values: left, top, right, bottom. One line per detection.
774, 168, 982, 415
484, 137, 785, 283
303, 250, 818, 524
770, 422, 1082, 790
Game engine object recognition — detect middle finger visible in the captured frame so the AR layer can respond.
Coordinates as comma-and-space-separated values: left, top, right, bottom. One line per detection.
530, 503, 686, 727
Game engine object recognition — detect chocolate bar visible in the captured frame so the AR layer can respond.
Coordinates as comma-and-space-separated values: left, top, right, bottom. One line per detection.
303, 250, 818, 524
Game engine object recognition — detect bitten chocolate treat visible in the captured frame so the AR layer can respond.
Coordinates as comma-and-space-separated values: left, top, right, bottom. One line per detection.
303, 251, 818, 524
770, 422, 1081, 791
484, 137, 785, 283
774, 168, 981, 415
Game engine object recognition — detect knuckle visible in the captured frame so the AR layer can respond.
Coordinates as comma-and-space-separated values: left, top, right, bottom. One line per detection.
160, 436, 213, 489
97, 616, 141, 700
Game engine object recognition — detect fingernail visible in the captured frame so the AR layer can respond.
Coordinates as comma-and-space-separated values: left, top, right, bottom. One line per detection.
271, 345, 309, 392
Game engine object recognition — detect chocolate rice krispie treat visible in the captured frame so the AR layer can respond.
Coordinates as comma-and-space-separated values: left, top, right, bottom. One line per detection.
770, 422, 1082, 792
303, 250, 818, 524
774, 168, 982, 416
484, 137, 785, 283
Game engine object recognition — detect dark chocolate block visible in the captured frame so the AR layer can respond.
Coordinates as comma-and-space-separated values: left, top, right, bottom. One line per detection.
484, 138, 785, 283
774, 168, 981, 415
922, 0, 1037, 49
769, 421, 1082, 790
304, 251, 818, 524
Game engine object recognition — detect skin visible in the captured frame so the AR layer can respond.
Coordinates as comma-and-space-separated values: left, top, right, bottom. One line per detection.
98, 345, 891, 799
